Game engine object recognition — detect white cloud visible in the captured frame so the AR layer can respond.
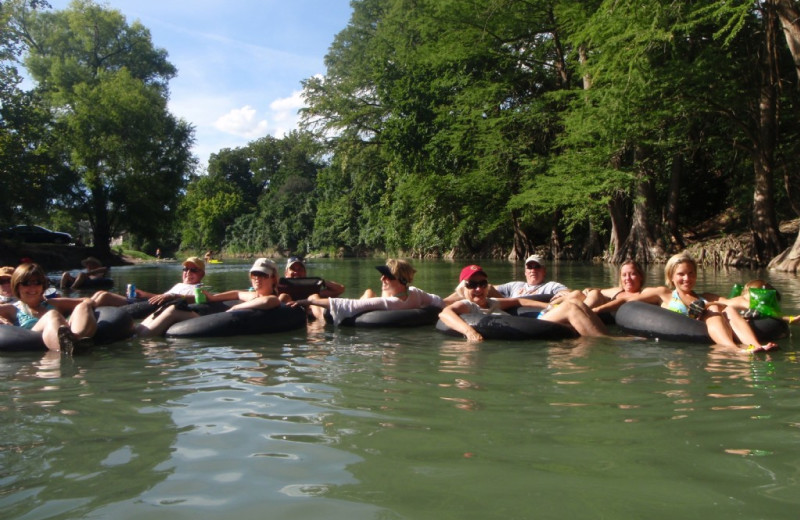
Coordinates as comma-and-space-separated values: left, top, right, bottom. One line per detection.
213, 105, 268, 138
268, 89, 306, 137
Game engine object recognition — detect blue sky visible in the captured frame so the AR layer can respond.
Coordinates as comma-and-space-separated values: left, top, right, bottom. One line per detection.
43, 0, 354, 168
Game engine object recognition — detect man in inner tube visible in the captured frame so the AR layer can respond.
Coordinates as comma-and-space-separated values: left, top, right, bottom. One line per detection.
277, 257, 345, 303
490, 254, 568, 300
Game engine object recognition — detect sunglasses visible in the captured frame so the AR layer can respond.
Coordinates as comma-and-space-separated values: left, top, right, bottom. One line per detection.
20, 279, 44, 286
182, 267, 201, 273
464, 279, 488, 289
0, 278, 10, 284
250, 271, 272, 278
525, 263, 543, 270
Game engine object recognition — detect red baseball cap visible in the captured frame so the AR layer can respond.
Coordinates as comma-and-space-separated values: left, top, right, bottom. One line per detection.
459, 265, 487, 283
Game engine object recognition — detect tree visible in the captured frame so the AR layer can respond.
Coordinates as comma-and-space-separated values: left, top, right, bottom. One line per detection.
0, 0, 66, 227
179, 175, 246, 251
12, 0, 194, 254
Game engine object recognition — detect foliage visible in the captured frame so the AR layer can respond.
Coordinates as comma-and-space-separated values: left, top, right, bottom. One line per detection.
9, 0, 195, 253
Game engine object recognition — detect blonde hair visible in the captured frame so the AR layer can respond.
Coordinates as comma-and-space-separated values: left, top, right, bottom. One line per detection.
664, 253, 696, 289
743, 279, 779, 300
386, 258, 416, 286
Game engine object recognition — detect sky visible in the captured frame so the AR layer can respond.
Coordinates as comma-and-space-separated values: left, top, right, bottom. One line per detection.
43, 0, 354, 168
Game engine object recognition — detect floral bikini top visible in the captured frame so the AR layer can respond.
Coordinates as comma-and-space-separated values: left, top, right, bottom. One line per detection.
13, 300, 55, 330
667, 290, 706, 320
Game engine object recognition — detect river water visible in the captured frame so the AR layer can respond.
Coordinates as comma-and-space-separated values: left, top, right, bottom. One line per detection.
2, 259, 799, 520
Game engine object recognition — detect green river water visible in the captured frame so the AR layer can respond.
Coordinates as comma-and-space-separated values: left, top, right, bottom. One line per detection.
1, 259, 799, 520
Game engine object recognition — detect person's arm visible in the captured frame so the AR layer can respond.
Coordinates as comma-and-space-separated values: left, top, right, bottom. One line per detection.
206, 290, 242, 303
439, 301, 483, 342
632, 286, 669, 305
0, 303, 16, 325
228, 294, 281, 311
487, 284, 504, 298
290, 297, 331, 309
319, 280, 345, 298
513, 298, 548, 309
86, 266, 108, 277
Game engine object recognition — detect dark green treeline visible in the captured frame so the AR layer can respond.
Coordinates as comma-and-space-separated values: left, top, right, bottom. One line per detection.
188, 0, 800, 265
4, 1, 800, 266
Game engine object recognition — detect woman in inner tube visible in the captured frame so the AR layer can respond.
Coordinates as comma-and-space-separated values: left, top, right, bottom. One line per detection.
636, 253, 777, 353
0, 263, 97, 353
579, 260, 647, 315
439, 265, 608, 342
135, 258, 281, 337
289, 258, 448, 325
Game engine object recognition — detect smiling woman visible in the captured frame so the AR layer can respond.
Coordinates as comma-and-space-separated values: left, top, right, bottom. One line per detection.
0, 263, 96, 352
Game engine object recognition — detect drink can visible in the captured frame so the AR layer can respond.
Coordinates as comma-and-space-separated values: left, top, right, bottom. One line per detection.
729, 283, 743, 298
127, 283, 136, 300
194, 284, 207, 304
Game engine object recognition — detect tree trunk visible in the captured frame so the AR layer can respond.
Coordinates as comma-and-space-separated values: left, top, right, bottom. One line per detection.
751, 2, 784, 263
91, 185, 112, 256
768, 228, 800, 272
606, 191, 629, 262
509, 210, 531, 261
548, 210, 563, 259
581, 221, 603, 261
665, 153, 685, 249
611, 171, 665, 264
775, 0, 800, 84
766, 0, 800, 272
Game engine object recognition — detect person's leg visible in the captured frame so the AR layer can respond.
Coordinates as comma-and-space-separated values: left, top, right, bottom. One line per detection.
582, 289, 609, 309
721, 306, 777, 350
308, 294, 327, 321
32, 311, 69, 351
702, 310, 739, 349
91, 291, 129, 307
541, 300, 607, 336
60, 272, 75, 289
67, 299, 97, 338
136, 306, 198, 337
71, 272, 88, 289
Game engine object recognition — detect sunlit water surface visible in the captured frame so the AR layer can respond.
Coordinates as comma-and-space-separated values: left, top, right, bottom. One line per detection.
2, 259, 800, 519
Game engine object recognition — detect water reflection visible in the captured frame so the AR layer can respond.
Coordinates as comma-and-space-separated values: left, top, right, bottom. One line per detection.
3, 261, 800, 519
0, 345, 178, 519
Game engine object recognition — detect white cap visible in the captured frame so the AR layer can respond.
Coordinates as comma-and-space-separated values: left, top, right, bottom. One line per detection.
249, 258, 277, 277
525, 254, 545, 267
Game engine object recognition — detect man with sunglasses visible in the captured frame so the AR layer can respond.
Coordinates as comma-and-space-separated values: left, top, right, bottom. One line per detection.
92, 257, 207, 307
491, 254, 567, 299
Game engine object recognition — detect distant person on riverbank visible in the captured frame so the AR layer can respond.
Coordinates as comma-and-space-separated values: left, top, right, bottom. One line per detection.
155, 248, 162, 260
0, 263, 97, 353
60, 256, 109, 289
289, 258, 447, 324
0, 266, 17, 303
91, 256, 206, 307
634, 253, 777, 354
